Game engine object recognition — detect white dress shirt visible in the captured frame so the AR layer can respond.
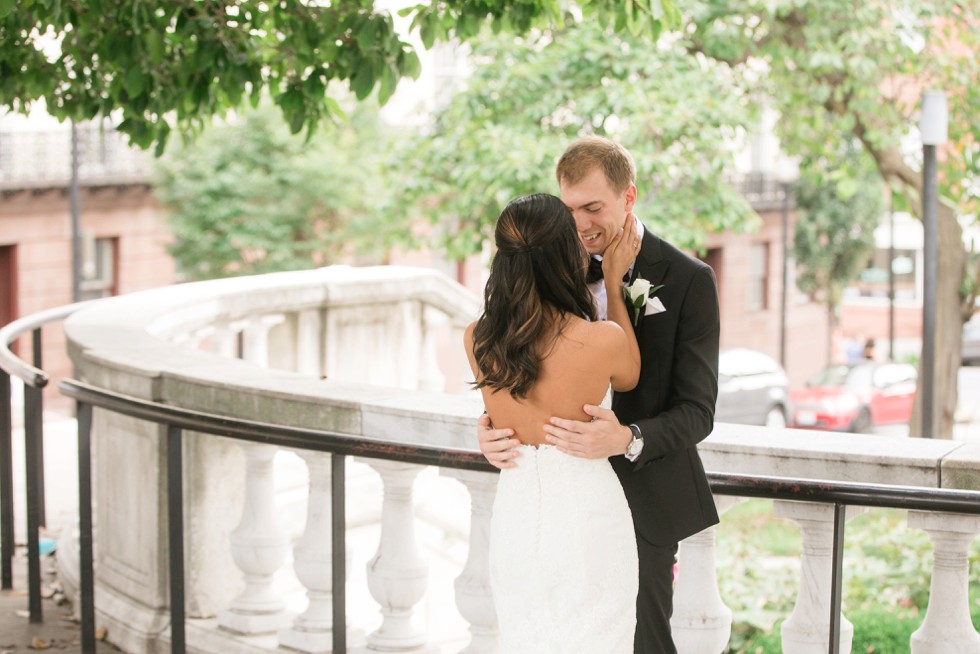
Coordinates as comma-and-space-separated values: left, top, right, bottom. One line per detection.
588, 218, 645, 320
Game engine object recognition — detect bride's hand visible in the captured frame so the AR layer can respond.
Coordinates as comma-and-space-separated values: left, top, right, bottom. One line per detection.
601, 212, 639, 286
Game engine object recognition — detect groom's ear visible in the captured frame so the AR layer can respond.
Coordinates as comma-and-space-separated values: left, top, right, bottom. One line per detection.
624, 184, 637, 212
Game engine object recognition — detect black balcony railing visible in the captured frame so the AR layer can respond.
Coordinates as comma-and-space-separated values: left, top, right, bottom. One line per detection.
0, 123, 151, 192
0, 301, 98, 625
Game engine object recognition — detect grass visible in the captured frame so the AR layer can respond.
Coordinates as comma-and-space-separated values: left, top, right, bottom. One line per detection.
703, 499, 980, 653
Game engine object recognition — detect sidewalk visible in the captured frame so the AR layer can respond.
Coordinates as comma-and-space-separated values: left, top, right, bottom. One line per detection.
0, 550, 118, 653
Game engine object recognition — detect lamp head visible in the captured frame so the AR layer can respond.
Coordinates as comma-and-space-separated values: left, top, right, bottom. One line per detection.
921, 90, 948, 146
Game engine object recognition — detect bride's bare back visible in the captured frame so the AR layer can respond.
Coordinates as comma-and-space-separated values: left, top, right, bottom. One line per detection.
465, 316, 638, 446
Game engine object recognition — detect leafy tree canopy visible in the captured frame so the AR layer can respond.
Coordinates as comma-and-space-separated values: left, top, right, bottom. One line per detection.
793, 143, 886, 314
687, 0, 978, 225
379, 20, 759, 259
154, 99, 388, 280
0, 0, 676, 154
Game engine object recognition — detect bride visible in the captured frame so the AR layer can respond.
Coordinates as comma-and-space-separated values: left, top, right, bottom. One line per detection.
464, 193, 641, 652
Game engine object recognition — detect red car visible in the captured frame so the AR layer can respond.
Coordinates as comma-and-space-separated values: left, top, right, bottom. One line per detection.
789, 362, 917, 433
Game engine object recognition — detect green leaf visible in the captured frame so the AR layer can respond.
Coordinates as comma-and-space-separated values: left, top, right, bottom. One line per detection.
401, 50, 422, 80
351, 61, 376, 100
0, 0, 16, 18
153, 121, 171, 158
145, 30, 164, 65
378, 64, 398, 105
124, 67, 145, 97
419, 18, 435, 49
355, 17, 378, 50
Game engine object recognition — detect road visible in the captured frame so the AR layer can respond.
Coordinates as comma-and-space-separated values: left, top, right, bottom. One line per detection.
871, 364, 980, 440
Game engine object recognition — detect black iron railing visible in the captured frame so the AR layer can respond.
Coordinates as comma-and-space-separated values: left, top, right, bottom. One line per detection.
4, 302, 980, 654
0, 301, 96, 623
58, 378, 493, 654
57, 378, 980, 654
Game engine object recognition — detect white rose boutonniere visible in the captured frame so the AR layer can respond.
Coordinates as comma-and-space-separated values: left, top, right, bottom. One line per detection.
623, 277, 664, 326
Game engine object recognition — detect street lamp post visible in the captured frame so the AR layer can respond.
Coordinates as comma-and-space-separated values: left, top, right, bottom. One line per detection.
888, 196, 895, 362
777, 160, 800, 371
70, 121, 82, 303
780, 181, 791, 369
919, 90, 947, 439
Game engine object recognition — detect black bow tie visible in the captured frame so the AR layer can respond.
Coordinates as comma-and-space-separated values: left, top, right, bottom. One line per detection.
587, 257, 604, 284
587, 257, 632, 285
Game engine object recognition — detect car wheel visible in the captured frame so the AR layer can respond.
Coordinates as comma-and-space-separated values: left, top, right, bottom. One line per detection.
765, 405, 787, 429
850, 407, 872, 433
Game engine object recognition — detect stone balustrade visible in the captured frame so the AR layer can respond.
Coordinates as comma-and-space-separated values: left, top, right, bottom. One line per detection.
55, 265, 980, 653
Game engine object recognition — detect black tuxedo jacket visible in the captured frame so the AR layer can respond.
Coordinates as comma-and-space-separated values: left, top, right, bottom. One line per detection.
608, 229, 720, 547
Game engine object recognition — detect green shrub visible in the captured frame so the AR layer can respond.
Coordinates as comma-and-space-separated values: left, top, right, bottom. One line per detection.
710, 500, 980, 653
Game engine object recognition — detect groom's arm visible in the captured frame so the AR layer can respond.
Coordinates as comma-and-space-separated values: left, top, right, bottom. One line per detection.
629, 265, 719, 466
543, 403, 634, 459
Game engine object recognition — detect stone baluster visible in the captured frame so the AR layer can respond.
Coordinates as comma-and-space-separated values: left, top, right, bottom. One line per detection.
672, 496, 742, 654
441, 469, 499, 654
208, 322, 240, 359
773, 501, 865, 654
279, 451, 354, 652
179, 325, 214, 350
242, 314, 286, 367
356, 460, 435, 653
908, 511, 980, 653
295, 309, 323, 378
218, 442, 290, 634
418, 307, 448, 393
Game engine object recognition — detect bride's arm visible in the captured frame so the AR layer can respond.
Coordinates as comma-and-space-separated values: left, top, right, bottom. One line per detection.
600, 214, 641, 389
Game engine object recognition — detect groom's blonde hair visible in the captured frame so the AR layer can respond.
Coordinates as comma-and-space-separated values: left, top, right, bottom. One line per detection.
555, 135, 636, 194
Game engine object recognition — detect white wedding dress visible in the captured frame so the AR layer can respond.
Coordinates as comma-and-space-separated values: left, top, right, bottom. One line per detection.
489, 444, 638, 653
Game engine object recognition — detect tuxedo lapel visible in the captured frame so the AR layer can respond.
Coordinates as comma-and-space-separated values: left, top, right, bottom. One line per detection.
629, 230, 670, 293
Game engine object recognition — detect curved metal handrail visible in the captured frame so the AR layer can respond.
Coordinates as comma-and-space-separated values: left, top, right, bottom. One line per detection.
0, 299, 99, 616
0, 300, 97, 388
59, 378, 496, 472
59, 378, 980, 510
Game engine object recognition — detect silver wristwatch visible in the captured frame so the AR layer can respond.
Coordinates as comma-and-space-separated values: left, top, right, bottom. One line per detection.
625, 424, 644, 462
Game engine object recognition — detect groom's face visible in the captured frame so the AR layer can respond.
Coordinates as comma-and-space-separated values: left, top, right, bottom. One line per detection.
559, 167, 636, 257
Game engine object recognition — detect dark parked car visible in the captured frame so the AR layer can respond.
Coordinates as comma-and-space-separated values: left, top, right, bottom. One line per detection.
963, 315, 980, 366
789, 361, 917, 433
715, 349, 790, 427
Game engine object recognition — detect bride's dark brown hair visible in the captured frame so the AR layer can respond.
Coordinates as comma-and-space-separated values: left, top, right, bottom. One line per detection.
472, 193, 597, 399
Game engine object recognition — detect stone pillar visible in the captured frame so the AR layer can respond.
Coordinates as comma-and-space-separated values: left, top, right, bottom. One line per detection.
209, 323, 240, 359
356, 460, 435, 653
441, 469, 498, 654
278, 451, 353, 652
672, 496, 742, 654
295, 309, 323, 378
218, 443, 290, 634
418, 307, 447, 393
242, 314, 286, 367
774, 501, 865, 654
908, 511, 980, 653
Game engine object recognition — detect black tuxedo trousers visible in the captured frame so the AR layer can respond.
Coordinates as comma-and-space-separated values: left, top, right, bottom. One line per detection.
608, 231, 721, 653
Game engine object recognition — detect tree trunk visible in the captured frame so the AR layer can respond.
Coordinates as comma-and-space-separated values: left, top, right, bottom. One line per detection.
826, 302, 838, 367
860, 136, 966, 439
909, 202, 966, 438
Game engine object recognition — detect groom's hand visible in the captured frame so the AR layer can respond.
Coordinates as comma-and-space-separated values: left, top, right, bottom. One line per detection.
477, 413, 520, 469
543, 405, 633, 459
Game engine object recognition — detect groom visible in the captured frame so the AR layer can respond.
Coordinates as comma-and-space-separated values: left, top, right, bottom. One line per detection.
477, 135, 720, 653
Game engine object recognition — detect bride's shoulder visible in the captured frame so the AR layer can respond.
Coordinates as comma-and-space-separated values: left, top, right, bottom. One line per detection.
567, 317, 626, 345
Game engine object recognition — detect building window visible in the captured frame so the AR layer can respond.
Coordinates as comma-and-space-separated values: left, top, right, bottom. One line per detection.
748, 243, 769, 311
80, 236, 117, 300
847, 248, 919, 301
